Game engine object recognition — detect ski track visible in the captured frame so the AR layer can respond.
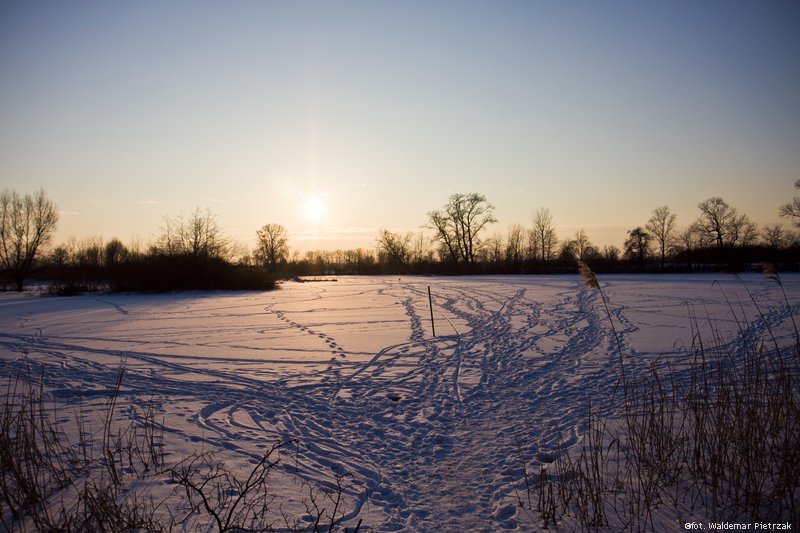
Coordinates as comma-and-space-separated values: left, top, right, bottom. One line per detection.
1, 274, 798, 531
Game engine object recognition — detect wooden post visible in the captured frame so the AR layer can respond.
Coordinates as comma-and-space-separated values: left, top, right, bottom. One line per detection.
428, 286, 436, 337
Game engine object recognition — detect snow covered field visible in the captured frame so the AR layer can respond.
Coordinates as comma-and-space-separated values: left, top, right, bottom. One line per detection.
1, 274, 798, 531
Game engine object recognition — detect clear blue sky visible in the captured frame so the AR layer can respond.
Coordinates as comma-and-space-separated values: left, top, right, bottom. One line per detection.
1, 1, 799, 252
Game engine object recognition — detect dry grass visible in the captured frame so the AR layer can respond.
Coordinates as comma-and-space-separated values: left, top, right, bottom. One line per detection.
0, 369, 362, 532
0, 369, 165, 531
523, 265, 800, 531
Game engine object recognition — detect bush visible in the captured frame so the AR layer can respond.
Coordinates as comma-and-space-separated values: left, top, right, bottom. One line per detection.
109, 254, 276, 292
37, 254, 277, 294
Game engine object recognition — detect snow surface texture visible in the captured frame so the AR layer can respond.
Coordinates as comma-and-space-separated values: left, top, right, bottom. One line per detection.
1, 274, 798, 531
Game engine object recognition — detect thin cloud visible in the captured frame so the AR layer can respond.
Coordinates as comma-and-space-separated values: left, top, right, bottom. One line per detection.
323, 226, 376, 234
290, 227, 377, 240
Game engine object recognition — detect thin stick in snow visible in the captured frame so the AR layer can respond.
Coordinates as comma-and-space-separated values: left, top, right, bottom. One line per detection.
428, 285, 436, 337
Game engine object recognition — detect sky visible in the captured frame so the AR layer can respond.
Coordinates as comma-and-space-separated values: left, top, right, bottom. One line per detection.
1, 1, 799, 254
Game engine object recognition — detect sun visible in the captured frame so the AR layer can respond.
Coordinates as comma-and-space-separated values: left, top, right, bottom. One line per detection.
304, 197, 325, 222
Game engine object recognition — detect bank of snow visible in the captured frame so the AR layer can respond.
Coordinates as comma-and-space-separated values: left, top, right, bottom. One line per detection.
1, 274, 797, 531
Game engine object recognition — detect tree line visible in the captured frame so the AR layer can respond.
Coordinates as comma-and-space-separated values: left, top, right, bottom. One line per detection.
2, 184, 800, 292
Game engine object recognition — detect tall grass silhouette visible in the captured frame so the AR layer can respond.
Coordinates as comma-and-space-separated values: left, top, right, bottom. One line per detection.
523, 264, 800, 530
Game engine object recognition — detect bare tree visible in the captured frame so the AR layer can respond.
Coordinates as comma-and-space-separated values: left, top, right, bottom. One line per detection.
573, 228, 596, 262
681, 223, 714, 251
375, 229, 412, 267
0, 189, 59, 291
729, 215, 758, 247
428, 193, 496, 266
646, 206, 677, 269
601, 245, 621, 262
524, 228, 539, 264
693, 197, 756, 249
762, 223, 788, 249
428, 210, 459, 263
558, 239, 577, 263
694, 197, 733, 249
624, 227, 651, 271
505, 224, 526, 266
410, 231, 433, 265
779, 180, 800, 227
482, 232, 503, 265
74, 236, 104, 269
531, 208, 558, 263
49, 243, 70, 271
156, 208, 231, 260
255, 224, 289, 268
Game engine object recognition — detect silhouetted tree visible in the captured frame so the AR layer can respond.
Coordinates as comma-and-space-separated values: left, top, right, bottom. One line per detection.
624, 227, 651, 271
524, 229, 539, 265
695, 198, 733, 249
0, 189, 59, 291
375, 229, 412, 269
428, 193, 496, 267
505, 224, 526, 268
779, 180, 800, 227
558, 240, 578, 265
156, 208, 231, 260
255, 223, 289, 268
693, 197, 754, 250
676, 224, 711, 270
410, 231, 433, 267
646, 206, 677, 269
572, 228, 597, 262
296, 247, 378, 276
531, 207, 558, 263
104, 238, 129, 268
428, 210, 458, 264
75, 236, 103, 269
482, 232, 503, 266
602, 245, 621, 262
762, 223, 789, 249
680, 224, 713, 251
49, 244, 70, 271
729, 214, 759, 247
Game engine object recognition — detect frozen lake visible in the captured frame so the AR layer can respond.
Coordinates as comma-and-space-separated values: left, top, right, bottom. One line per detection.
1, 274, 798, 531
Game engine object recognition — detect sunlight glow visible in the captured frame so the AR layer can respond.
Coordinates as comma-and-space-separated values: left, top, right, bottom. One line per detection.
304, 197, 325, 222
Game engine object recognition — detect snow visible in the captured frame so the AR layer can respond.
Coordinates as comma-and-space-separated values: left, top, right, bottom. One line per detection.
1, 274, 798, 531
